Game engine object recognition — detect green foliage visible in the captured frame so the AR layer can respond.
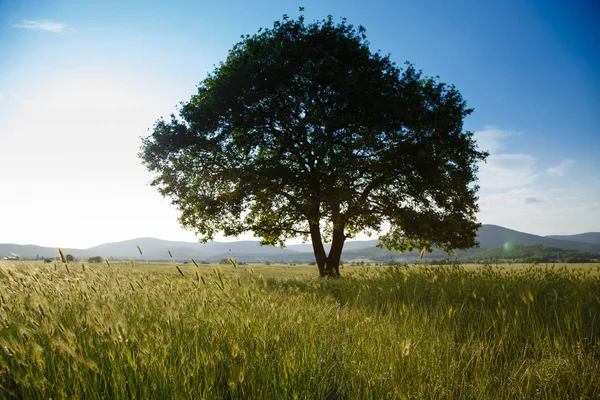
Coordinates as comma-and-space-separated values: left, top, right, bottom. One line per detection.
65, 254, 75, 262
87, 256, 103, 263
0, 262, 598, 398
139, 13, 487, 275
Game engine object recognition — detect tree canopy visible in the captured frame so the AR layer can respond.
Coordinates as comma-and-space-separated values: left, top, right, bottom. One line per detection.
140, 13, 488, 276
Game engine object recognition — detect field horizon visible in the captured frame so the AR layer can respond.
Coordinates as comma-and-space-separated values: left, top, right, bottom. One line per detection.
2, 224, 600, 265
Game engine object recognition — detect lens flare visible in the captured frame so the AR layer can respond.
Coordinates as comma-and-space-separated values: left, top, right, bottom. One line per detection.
503, 242, 512, 251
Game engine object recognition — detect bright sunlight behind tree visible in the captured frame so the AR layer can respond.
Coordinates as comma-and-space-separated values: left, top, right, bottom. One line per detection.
140, 12, 488, 276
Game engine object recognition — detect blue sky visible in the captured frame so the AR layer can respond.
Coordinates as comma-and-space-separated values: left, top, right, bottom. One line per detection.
0, 0, 598, 247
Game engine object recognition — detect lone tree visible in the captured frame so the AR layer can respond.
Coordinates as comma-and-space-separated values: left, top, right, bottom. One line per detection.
140, 13, 488, 277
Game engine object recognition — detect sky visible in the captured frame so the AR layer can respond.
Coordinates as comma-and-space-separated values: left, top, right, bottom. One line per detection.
0, 0, 599, 248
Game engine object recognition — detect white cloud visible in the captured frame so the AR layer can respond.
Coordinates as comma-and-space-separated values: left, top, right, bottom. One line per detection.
472, 127, 595, 235
478, 154, 537, 189
472, 126, 520, 154
6, 92, 32, 108
477, 188, 600, 235
11, 20, 69, 33
546, 159, 575, 177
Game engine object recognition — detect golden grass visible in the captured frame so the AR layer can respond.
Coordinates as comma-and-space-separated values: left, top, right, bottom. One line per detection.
1, 260, 598, 398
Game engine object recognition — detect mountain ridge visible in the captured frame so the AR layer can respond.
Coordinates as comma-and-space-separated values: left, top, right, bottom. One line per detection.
2, 224, 599, 262
545, 232, 600, 245
477, 225, 600, 253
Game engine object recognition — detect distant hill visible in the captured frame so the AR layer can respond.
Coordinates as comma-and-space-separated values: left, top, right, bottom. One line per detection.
1, 225, 599, 262
459, 244, 599, 263
545, 232, 600, 245
476, 225, 600, 253
338, 225, 600, 262
0, 238, 302, 262
84, 238, 299, 261
0, 244, 66, 259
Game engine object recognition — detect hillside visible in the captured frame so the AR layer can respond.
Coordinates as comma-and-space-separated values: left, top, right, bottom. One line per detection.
84, 238, 300, 261
476, 225, 600, 253
0, 244, 75, 259
545, 232, 600, 245
458, 244, 599, 263
2, 224, 600, 262
0, 239, 302, 262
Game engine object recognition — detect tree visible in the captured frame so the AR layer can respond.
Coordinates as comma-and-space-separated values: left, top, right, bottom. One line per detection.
140, 12, 488, 277
88, 256, 103, 263
66, 254, 75, 262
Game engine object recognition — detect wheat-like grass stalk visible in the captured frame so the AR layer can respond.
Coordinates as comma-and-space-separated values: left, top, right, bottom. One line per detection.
57, 248, 67, 264
228, 257, 238, 268
3, 261, 598, 399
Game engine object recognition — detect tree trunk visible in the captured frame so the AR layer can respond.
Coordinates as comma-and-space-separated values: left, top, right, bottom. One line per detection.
309, 222, 328, 277
324, 224, 345, 277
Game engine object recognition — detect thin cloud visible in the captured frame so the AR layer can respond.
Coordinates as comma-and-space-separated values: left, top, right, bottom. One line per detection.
473, 126, 520, 154
11, 20, 69, 33
524, 197, 543, 204
477, 188, 600, 235
547, 159, 575, 177
478, 154, 537, 189
7, 92, 32, 108
586, 202, 600, 211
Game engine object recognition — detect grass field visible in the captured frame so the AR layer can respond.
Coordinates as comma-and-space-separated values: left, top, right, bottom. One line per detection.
1, 261, 599, 399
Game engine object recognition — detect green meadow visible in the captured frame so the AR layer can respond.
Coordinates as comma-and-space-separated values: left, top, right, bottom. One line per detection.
1, 261, 599, 399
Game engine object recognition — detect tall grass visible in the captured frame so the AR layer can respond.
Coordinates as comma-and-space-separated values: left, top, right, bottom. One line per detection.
0, 262, 598, 399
